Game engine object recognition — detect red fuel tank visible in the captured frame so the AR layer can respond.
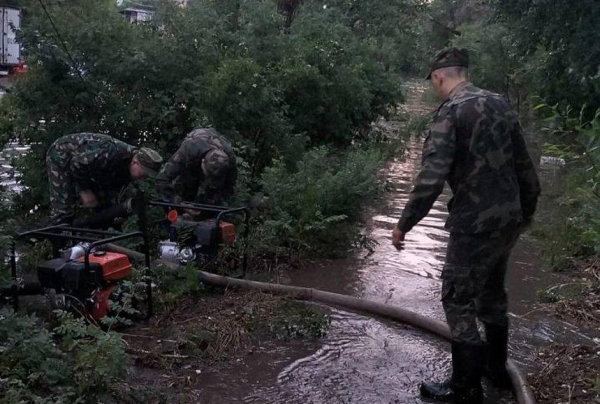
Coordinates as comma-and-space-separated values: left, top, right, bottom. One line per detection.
77, 252, 132, 281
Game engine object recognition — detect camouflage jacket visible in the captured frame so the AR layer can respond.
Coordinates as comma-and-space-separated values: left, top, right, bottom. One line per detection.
155, 128, 237, 204
47, 133, 136, 196
398, 82, 541, 234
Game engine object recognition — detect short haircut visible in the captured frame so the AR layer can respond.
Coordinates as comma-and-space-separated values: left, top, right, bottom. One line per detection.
438, 66, 469, 79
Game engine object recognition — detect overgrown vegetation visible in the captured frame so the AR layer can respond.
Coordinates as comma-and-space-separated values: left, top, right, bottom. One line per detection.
255, 145, 383, 254
529, 106, 600, 328
0, 0, 425, 259
532, 105, 600, 264
0, 309, 128, 403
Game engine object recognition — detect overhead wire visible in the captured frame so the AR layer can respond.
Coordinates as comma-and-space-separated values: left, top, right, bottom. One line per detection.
36, 0, 85, 82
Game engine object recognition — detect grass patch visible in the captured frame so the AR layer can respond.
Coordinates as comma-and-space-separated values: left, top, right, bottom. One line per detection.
246, 298, 330, 341
536, 259, 600, 324
538, 282, 589, 304
123, 289, 330, 367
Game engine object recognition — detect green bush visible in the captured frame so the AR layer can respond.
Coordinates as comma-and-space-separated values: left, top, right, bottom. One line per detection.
319, 0, 427, 74
0, 309, 128, 403
256, 145, 383, 253
532, 104, 600, 265
493, 0, 600, 117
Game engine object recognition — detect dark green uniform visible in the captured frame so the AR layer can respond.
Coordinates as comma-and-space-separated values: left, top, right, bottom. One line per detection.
155, 128, 237, 205
398, 81, 541, 344
46, 133, 136, 225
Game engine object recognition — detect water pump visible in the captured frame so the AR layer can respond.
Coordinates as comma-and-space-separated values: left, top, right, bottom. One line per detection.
151, 201, 249, 274
37, 246, 133, 320
7, 226, 152, 321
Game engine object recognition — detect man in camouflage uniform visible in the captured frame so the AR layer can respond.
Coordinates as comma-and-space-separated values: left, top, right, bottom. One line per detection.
392, 48, 541, 403
46, 133, 163, 225
155, 128, 237, 206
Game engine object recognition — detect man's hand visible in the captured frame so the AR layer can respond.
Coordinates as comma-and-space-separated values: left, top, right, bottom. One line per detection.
184, 208, 202, 217
392, 226, 406, 250
79, 190, 98, 208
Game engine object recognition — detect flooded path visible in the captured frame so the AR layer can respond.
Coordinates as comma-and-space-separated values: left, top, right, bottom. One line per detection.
193, 81, 594, 403
0, 142, 29, 194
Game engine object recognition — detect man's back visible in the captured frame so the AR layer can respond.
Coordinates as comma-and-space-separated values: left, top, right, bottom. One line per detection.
442, 82, 540, 233
155, 128, 237, 204
398, 82, 540, 234
48, 133, 135, 189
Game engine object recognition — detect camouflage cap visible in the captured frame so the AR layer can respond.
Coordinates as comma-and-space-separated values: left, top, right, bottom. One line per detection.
136, 147, 163, 178
426, 47, 469, 80
204, 149, 230, 188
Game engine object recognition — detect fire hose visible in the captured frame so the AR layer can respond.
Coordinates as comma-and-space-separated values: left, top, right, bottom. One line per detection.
108, 245, 536, 404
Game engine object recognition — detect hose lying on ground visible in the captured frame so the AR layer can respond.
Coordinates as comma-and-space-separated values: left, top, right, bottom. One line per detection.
106, 244, 537, 404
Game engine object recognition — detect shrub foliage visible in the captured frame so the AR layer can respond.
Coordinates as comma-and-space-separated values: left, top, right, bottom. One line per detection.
0, 309, 127, 403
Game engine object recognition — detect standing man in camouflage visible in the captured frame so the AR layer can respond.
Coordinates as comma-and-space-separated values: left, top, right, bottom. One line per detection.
46, 133, 163, 225
155, 128, 237, 206
392, 48, 541, 403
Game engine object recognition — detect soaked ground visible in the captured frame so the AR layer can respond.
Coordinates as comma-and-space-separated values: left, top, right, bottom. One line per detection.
191, 81, 596, 403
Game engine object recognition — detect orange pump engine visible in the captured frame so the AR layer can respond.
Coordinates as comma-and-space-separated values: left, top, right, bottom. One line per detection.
37, 249, 132, 321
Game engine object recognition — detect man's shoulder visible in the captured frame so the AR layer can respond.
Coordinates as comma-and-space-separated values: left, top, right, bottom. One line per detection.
450, 83, 505, 106
54, 132, 107, 144
448, 84, 512, 123
176, 130, 212, 158
186, 128, 232, 151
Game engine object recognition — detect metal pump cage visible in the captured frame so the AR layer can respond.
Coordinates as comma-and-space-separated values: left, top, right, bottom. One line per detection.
149, 200, 250, 276
9, 225, 153, 318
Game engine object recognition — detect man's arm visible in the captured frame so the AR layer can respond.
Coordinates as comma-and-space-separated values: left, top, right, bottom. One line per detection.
205, 163, 237, 205
397, 111, 457, 233
510, 119, 541, 223
155, 147, 188, 202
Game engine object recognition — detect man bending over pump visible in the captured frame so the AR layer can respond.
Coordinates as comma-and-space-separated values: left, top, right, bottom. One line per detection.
46, 133, 163, 225
155, 128, 237, 206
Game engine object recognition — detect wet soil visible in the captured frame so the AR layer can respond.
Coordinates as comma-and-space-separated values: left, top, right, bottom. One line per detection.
530, 343, 600, 403
117, 289, 330, 404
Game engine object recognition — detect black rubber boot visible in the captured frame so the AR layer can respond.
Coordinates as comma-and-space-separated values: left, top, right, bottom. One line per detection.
483, 322, 512, 390
420, 342, 484, 404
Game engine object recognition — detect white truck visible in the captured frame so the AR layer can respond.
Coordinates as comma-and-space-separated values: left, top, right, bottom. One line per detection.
0, 7, 21, 75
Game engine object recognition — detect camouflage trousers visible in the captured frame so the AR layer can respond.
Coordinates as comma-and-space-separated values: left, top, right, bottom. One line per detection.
441, 226, 521, 344
46, 144, 76, 225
